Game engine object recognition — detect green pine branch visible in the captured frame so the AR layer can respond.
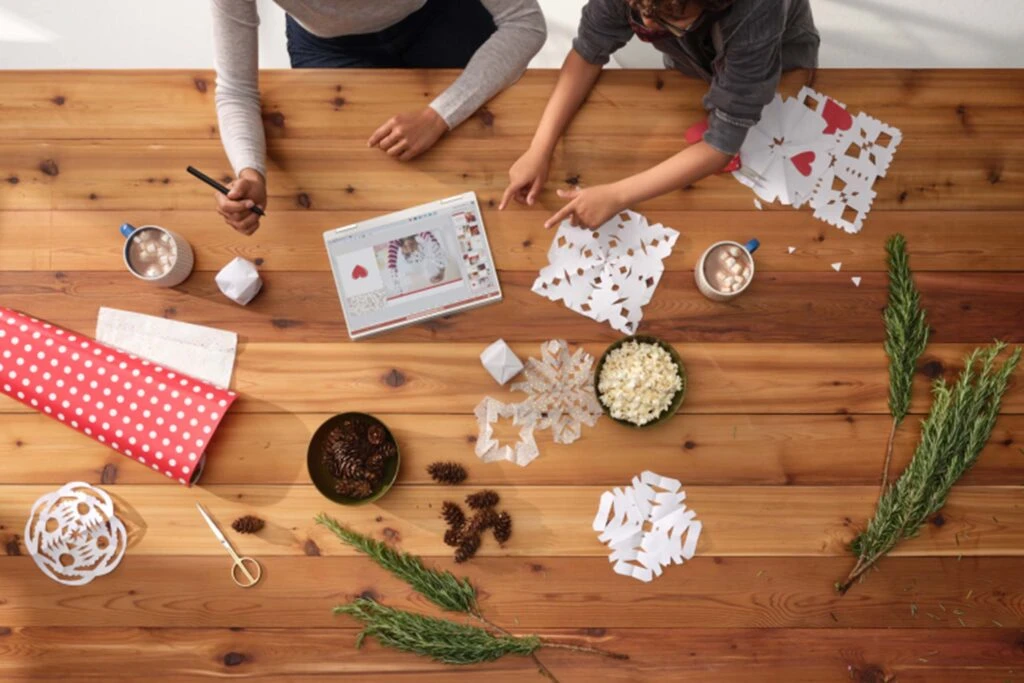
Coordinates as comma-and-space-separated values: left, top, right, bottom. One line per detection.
840, 342, 1021, 593
337, 599, 540, 665
315, 513, 478, 614
880, 234, 930, 490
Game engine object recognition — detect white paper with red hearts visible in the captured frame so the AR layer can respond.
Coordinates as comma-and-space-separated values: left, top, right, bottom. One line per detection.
734, 87, 902, 234
0, 308, 237, 486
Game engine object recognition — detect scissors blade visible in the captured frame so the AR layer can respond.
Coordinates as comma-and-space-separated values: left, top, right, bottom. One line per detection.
196, 503, 230, 546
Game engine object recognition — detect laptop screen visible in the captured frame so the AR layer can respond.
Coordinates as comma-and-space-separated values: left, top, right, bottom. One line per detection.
324, 193, 502, 339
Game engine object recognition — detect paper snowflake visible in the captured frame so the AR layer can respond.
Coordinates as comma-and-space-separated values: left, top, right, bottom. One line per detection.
592, 471, 702, 583
511, 339, 603, 445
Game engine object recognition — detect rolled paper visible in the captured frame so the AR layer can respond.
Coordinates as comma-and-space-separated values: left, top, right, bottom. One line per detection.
0, 307, 237, 485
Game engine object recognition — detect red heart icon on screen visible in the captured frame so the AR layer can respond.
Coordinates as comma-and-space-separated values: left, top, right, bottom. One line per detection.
822, 98, 853, 134
790, 151, 816, 177
351, 265, 368, 280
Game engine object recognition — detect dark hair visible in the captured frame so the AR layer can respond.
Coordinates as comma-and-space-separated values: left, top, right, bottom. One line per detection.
627, 0, 735, 16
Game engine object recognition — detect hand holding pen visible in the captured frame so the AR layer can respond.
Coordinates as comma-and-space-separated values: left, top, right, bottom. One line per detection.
187, 166, 267, 236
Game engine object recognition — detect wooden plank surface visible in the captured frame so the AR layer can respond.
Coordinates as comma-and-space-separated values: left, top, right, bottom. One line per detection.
1, 68, 1023, 682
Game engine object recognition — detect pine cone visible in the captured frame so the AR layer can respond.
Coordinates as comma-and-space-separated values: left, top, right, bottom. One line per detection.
367, 424, 387, 446
466, 490, 499, 510
231, 515, 265, 534
327, 453, 367, 481
426, 461, 467, 485
378, 440, 398, 461
441, 501, 465, 529
493, 511, 512, 544
366, 452, 386, 474
464, 508, 498, 537
335, 478, 373, 499
454, 534, 480, 563
443, 527, 463, 547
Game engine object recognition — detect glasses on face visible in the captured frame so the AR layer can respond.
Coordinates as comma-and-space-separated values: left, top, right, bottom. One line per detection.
626, 3, 698, 41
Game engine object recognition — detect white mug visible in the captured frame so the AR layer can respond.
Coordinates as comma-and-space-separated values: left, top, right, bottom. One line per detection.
119, 223, 194, 287
694, 238, 759, 302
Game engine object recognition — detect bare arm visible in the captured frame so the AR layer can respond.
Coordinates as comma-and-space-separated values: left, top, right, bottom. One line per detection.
500, 49, 603, 209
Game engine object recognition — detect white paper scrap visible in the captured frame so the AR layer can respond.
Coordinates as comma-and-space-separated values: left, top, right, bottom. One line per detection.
753, 198, 763, 211
787, 246, 797, 254
831, 262, 843, 272
96, 307, 237, 388
851, 276, 862, 287
532, 211, 679, 334
593, 471, 701, 583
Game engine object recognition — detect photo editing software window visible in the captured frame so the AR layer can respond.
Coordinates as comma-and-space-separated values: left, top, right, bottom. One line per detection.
326, 195, 501, 337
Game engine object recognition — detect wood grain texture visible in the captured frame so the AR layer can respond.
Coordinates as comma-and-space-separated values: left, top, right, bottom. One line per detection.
2, 270, 1021, 344
0, 484, 1020, 558
1, 69, 1023, 682
5, 210, 1024, 273
2, 412, 1021, 486
1, 556, 1021, 629
0, 627, 1021, 682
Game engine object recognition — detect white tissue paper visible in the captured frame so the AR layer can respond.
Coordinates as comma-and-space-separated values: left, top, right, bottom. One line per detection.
592, 471, 702, 583
96, 307, 237, 389
215, 257, 263, 306
24, 482, 128, 586
480, 339, 524, 385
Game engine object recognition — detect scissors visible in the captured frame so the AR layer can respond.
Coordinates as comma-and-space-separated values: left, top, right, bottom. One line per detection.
196, 503, 262, 588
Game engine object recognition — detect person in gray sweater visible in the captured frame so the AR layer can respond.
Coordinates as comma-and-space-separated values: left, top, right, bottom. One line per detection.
211, 0, 546, 234
501, 0, 819, 229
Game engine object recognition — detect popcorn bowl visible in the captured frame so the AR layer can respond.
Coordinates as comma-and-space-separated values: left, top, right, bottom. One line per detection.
595, 335, 687, 429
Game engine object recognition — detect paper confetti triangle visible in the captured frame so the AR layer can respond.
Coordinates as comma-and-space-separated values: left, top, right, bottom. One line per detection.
851, 276, 862, 287
831, 262, 842, 272
787, 247, 796, 254
753, 199, 763, 211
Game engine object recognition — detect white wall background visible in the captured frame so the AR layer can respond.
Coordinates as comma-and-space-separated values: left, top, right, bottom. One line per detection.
1, 1, 1022, 69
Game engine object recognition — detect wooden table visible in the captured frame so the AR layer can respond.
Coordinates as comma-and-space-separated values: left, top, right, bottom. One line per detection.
1, 69, 1023, 681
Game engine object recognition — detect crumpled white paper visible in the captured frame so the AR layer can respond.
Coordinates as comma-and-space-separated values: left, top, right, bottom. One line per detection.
96, 307, 237, 388
532, 211, 679, 334
215, 257, 263, 306
473, 396, 539, 466
592, 471, 702, 583
480, 339, 524, 386
24, 482, 128, 586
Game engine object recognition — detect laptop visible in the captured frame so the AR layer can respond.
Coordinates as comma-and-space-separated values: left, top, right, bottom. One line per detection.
324, 192, 503, 340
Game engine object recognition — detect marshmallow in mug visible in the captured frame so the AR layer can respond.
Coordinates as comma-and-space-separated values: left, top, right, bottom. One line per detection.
707, 245, 753, 294
127, 228, 177, 279
216, 257, 263, 306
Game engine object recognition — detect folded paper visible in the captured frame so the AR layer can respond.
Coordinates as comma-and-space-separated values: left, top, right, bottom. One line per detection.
532, 211, 679, 334
216, 257, 263, 306
592, 471, 702, 583
96, 307, 237, 389
0, 307, 237, 485
24, 482, 127, 586
473, 396, 539, 467
480, 339, 523, 385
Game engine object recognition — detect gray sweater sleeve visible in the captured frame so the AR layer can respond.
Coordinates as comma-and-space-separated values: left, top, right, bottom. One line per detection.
572, 0, 633, 66
429, 0, 547, 129
211, 0, 267, 178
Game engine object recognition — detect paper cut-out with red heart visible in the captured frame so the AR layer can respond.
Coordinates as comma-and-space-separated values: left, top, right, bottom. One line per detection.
684, 120, 708, 144
351, 265, 368, 280
790, 151, 816, 177
822, 99, 853, 135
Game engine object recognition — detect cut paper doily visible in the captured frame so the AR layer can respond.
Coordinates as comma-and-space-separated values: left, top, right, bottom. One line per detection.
511, 339, 602, 445
592, 471, 702, 583
24, 482, 128, 586
474, 396, 539, 466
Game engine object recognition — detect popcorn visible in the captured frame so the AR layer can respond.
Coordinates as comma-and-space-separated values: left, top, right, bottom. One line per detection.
597, 341, 683, 426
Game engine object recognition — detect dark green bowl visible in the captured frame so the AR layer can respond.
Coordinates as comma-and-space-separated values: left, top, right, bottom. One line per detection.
595, 335, 687, 428
307, 413, 400, 506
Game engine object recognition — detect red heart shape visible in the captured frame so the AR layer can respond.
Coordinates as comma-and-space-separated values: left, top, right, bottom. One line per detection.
822, 98, 853, 135
684, 120, 708, 144
351, 265, 368, 280
790, 151, 815, 177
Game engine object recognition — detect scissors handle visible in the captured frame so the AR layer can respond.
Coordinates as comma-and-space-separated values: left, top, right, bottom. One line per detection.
231, 556, 262, 588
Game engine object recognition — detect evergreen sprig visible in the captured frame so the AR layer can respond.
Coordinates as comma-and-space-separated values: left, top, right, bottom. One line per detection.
336, 599, 540, 665
315, 513, 478, 614
883, 233, 930, 426
840, 342, 1021, 593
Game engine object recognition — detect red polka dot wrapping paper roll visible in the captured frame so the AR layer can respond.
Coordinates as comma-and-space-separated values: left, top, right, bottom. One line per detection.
0, 307, 238, 486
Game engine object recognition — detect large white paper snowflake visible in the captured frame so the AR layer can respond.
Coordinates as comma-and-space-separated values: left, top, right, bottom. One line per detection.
511, 339, 603, 445
592, 471, 702, 583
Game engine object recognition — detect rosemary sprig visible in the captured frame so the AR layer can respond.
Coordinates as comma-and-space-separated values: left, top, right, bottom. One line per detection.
337, 599, 539, 665
839, 342, 1021, 593
880, 234, 929, 490
315, 513, 478, 614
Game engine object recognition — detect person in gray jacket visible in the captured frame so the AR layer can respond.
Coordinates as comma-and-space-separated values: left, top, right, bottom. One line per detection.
500, 0, 819, 229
